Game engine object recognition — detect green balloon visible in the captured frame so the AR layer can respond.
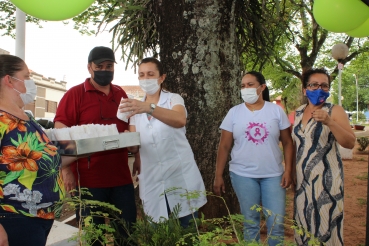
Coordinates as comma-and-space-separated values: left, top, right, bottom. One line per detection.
313, 0, 369, 32
346, 18, 369, 37
10, 0, 95, 21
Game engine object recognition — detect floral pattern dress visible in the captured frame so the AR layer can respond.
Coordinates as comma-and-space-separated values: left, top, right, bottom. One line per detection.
0, 110, 64, 219
292, 103, 344, 246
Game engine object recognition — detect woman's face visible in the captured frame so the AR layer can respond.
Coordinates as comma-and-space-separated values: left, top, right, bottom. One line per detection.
10, 63, 30, 94
138, 62, 164, 82
241, 74, 264, 91
304, 73, 330, 95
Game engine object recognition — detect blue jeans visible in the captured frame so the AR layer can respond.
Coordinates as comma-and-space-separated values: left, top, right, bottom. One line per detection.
0, 211, 54, 246
230, 172, 286, 246
77, 184, 137, 246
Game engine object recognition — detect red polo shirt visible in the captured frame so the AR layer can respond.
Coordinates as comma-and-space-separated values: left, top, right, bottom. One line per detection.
54, 79, 132, 188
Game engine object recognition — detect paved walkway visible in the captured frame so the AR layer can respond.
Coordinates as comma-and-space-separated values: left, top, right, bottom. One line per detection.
354, 128, 369, 137
46, 220, 78, 246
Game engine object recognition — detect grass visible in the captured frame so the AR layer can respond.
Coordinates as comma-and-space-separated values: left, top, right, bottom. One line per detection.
356, 172, 368, 181
357, 198, 367, 207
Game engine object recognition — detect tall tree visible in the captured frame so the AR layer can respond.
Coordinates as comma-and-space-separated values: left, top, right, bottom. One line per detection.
0, 0, 42, 37
0, 0, 293, 217
97, 0, 290, 218
251, 0, 369, 106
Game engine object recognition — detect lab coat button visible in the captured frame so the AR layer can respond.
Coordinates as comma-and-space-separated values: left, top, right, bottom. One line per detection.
152, 144, 156, 147
148, 125, 152, 129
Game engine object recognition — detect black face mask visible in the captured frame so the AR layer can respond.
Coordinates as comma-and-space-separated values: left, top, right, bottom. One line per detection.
93, 70, 114, 86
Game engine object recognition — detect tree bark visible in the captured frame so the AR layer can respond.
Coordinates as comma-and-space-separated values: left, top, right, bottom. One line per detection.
156, 0, 241, 218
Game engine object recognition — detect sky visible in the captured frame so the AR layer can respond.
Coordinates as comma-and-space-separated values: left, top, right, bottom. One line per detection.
0, 20, 139, 89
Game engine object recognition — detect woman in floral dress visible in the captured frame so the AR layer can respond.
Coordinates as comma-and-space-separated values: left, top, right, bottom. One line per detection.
0, 54, 76, 246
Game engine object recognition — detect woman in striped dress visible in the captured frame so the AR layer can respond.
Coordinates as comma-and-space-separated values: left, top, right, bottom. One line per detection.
292, 68, 355, 245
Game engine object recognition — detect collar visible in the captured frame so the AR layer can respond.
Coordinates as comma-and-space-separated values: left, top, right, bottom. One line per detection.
83, 78, 123, 94
142, 90, 170, 106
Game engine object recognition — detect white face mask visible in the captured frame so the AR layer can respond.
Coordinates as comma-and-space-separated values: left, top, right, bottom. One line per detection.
139, 78, 160, 95
12, 77, 37, 105
241, 86, 261, 104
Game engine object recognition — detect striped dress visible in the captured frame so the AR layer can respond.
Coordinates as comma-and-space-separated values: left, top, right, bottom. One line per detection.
292, 103, 344, 246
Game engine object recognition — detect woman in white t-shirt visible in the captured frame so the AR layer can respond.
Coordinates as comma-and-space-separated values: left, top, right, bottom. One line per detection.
213, 71, 293, 246
118, 58, 207, 227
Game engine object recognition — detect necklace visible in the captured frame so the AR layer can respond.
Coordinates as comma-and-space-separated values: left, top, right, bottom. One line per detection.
245, 102, 263, 113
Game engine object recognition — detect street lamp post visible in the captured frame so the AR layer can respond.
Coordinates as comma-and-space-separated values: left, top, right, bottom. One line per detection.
354, 74, 359, 122
15, 8, 26, 60
331, 43, 349, 106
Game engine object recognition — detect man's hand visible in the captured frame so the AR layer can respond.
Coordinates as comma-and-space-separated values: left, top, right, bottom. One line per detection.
132, 153, 141, 182
62, 167, 76, 194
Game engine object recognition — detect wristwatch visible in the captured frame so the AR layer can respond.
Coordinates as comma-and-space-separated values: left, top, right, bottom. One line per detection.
148, 103, 156, 115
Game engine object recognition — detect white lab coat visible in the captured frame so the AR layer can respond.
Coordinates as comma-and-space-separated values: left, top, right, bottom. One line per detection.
134, 92, 207, 222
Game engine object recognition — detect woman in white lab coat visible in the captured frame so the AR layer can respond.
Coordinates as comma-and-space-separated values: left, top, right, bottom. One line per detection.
119, 58, 207, 227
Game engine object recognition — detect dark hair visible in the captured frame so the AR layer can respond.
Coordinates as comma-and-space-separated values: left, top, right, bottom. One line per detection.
139, 57, 164, 76
139, 57, 169, 92
302, 68, 331, 88
0, 54, 25, 79
244, 71, 270, 102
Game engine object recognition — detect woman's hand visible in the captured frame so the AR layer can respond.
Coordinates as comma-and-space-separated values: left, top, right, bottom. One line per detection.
280, 171, 292, 189
213, 176, 225, 196
0, 224, 9, 246
119, 98, 150, 117
311, 109, 331, 125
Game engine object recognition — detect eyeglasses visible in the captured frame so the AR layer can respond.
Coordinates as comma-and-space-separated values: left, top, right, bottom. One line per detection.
307, 82, 330, 91
98, 98, 119, 120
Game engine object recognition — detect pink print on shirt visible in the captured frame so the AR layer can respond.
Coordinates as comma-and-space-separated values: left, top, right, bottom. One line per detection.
245, 122, 269, 144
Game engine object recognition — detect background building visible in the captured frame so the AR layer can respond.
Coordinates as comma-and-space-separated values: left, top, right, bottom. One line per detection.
1, 48, 67, 119
24, 70, 67, 119
0, 48, 10, 55
121, 85, 144, 99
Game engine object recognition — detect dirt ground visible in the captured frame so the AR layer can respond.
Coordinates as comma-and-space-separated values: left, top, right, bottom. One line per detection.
56, 143, 368, 246
283, 140, 368, 246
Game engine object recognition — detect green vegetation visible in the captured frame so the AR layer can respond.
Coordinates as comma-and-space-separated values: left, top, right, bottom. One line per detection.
63, 187, 326, 246
356, 172, 368, 181
357, 137, 369, 151
357, 198, 367, 207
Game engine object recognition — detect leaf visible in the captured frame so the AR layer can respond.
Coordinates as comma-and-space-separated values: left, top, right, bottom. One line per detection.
17, 133, 22, 144
1, 204, 17, 213
18, 169, 37, 190
10, 137, 19, 147
0, 122, 7, 139
3, 170, 23, 185
0, 171, 7, 180
41, 153, 52, 163
53, 178, 59, 192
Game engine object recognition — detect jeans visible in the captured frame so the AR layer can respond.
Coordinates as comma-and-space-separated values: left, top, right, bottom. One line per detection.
77, 184, 137, 246
230, 172, 286, 246
0, 211, 54, 246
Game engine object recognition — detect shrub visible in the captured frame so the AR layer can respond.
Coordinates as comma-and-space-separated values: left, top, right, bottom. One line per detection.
352, 112, 367, 124
357, 137, 369, 151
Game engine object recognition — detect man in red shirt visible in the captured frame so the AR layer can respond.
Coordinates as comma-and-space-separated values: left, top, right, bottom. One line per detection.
54, 46, 136, 245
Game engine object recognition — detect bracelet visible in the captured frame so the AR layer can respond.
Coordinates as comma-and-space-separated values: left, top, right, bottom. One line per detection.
148, 107, 155, 115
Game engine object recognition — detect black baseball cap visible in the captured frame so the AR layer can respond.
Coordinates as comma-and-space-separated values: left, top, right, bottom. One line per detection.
88, 46, 116, 64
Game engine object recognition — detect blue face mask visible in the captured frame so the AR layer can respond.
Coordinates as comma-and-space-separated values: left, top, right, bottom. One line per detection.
306, 89, 330, 105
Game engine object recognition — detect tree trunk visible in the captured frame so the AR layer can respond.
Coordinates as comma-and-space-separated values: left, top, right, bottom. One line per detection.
156, 0, 241, 218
